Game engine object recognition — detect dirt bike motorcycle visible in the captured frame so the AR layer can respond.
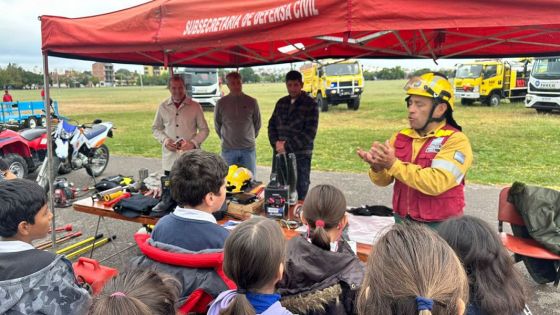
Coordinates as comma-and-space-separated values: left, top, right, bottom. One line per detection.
36, 118, 113, 189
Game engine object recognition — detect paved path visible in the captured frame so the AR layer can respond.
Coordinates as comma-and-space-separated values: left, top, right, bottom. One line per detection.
45, 155, 558, 314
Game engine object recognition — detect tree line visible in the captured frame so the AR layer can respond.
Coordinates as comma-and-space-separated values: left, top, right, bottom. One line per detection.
0, 64, 43, 89
1, 63, 455, 90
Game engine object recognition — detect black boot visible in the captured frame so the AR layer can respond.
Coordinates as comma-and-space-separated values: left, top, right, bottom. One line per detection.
286, 153, 298, 204
151, 176, 176, 217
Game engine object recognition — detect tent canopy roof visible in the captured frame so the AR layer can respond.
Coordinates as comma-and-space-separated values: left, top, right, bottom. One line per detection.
41, 0, 560, 67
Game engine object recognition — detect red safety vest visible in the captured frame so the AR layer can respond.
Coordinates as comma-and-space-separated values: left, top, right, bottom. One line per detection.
392, 125, 465, 222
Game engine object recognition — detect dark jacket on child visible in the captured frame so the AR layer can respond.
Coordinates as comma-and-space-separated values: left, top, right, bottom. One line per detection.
277, 235, 364, 315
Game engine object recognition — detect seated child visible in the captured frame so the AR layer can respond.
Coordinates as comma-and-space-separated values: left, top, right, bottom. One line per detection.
208, 217, 293, 315
0, 179, 90, 315
437, 215, 532, 315
89, 268, 181, 315
277, 184, 364, 314
151, 149, 229, 251
357, 223, 469, 315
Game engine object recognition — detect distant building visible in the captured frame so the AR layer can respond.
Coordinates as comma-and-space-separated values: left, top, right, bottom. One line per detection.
143, 66, 167, 77
92, 62, 115, 86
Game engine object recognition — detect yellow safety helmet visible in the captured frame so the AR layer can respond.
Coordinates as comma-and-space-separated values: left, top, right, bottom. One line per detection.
404, 72, 455, 110
226, 165, 253, 193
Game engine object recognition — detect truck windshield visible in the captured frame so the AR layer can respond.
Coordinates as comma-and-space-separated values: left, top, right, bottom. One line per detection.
324, 63, 360, 76
532, 58, 560, 79
191, 72, 218, 86
456, 64, 483, 78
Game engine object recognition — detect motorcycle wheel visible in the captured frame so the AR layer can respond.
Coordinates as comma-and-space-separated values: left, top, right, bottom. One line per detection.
86, 144, 110, 177
4, 153, 28, 179
57, 157, 72, 175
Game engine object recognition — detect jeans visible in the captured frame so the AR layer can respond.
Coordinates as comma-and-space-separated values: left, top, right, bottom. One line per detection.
295, 154, 311, 201
221, 148, 257, 177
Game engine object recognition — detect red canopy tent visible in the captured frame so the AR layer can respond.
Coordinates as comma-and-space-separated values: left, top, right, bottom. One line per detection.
41, 0, 560, 67
39, 0, 560, 246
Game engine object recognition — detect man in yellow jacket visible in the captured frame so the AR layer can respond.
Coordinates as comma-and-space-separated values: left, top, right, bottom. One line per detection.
357, 72, 473, 226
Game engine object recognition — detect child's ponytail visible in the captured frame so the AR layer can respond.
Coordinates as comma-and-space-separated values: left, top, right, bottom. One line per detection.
219, 290, 256, 315
310, 219, 334, 251
302, 185, 347, 251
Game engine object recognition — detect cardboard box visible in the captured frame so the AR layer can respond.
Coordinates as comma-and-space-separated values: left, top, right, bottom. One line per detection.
227, 199, 264, 220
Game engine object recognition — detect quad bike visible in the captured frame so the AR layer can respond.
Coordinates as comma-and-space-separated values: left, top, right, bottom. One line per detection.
0, 124, 48, 178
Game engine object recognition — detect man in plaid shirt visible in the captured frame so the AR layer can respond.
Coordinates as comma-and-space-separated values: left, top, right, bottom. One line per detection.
268, 70, 319, 200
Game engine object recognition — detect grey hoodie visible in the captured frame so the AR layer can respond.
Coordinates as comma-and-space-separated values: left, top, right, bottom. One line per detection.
207, 290, 293, 315
0, 249, 90, 315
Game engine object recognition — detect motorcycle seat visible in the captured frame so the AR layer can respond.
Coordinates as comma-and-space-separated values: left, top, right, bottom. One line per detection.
84, 125, 107, 140
20, 128, 47, 141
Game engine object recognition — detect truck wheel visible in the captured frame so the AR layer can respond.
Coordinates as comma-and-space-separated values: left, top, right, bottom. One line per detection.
536, 109, 552, 114
347, 98, 360, 110
488, 94, 500, 107
317, 94, 328, 112
460, 99, 474, 106
40, 115, 47, 127
26, 117, 38, 129
3, 153, 28, 178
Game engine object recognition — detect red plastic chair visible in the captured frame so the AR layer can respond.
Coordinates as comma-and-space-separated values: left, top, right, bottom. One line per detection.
498, 187, 560, 287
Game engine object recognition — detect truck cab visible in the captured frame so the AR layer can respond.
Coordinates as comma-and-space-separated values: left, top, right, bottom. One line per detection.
301, 59, 364, 112
525, 57, 560, 113
177, 68, 222, 108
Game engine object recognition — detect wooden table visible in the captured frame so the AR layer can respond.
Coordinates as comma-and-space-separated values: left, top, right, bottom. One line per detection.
72, 198, 372, 262
73, 197, 158, 225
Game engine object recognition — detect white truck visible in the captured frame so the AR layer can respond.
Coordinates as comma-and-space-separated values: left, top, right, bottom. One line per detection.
177, 68, 222, 108
525, 57, 560, 113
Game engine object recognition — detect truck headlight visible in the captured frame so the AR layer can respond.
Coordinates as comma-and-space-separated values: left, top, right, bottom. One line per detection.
330, 82, 337, 88
354, 88, 361, 92
330, 90, 337, 94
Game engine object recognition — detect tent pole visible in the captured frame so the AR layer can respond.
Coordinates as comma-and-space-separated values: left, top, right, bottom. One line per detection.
42, 53, 56, 249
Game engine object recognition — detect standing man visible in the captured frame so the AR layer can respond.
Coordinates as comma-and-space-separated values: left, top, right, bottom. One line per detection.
214, 72, 261, 176
3, 90, 13, 102
268, 70, 319, 201
357, 72, 473, 227
152, 75, 209, 175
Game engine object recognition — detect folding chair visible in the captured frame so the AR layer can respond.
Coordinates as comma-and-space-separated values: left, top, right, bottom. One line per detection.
498, 187, 560, 287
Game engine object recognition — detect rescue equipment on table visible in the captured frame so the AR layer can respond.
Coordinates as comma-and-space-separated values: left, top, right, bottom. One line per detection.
93, 175, 136, 201
264, 172, 289, 219
53, 177, 92, 208
226, 165, 253, 193
347, 205, 394, 217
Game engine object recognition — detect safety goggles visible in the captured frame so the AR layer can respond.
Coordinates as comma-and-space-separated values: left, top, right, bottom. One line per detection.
404, 75, 451, 101
403, 76, 437, 97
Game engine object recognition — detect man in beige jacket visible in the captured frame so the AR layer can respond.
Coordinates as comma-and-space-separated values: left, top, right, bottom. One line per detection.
152, 75, 210, 175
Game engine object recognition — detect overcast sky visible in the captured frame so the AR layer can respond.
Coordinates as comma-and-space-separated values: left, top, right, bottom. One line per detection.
0, 0, 470, 73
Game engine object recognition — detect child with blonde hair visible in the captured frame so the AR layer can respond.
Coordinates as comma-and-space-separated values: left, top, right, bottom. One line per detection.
357, 223, 469, 315
89, 268, 180, 315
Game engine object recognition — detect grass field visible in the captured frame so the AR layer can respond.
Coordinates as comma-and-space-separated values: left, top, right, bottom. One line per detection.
9, 81, 560, 187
